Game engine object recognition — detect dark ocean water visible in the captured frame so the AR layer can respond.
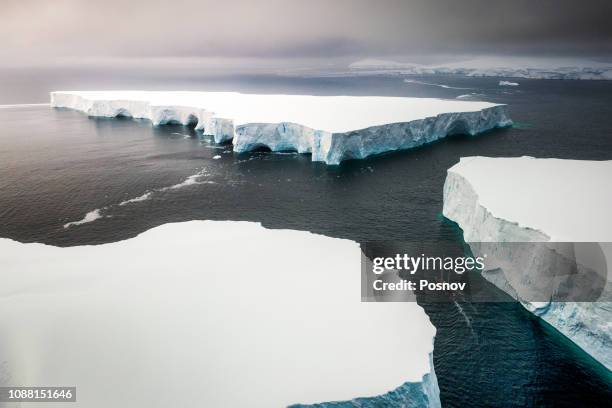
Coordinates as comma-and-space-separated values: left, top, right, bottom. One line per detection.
1, 74, 611, 406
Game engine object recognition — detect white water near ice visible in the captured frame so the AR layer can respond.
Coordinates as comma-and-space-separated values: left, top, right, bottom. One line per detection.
64, 168, 216, 228
63, 209, 104, 228
403, 79, 472, 90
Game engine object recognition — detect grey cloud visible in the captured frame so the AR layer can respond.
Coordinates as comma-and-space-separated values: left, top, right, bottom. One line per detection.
2, 0, 611, 66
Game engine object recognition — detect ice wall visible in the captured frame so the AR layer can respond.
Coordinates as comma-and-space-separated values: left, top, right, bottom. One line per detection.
321, 106, 509, 165
51, 91, 511, 165
233, 106, 510, 165
442, 157, 612, 370
51, 91, 235, 143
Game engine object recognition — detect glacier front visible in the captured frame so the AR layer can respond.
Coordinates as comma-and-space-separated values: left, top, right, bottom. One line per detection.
442, 156, 612, 370
0, 220, 439, 408
51, 91, 511, 165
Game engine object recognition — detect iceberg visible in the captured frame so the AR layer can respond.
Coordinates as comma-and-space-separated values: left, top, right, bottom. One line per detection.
349, 57, 612, 80
442, 156, 612, 370
0, 220, 439, 407
51, 91, 511, 165
498, 81, 519, 86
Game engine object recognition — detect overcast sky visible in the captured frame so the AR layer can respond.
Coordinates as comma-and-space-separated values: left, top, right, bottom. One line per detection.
3, 0, 612, 68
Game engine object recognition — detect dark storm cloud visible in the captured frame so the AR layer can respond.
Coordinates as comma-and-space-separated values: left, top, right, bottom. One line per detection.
415, 0, 612, 56
2, 0, 611, 66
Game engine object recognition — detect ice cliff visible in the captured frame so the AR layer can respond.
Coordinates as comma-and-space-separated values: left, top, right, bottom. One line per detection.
51, 91, 235, 143
443, 156, 612, 370
51, 91, 511, 165
0, 220, 440, 407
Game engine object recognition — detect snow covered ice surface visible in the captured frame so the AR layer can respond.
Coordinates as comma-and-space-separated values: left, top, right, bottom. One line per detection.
51, 91, 511, 165
349, 57, 612, 80
0, 221, 439, 408
442, 156, 612, 370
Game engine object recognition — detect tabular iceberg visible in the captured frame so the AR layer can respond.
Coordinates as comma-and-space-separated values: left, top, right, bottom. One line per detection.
442, 156, 612, 370
0, 220, 439, 407
51, 91, 511, 165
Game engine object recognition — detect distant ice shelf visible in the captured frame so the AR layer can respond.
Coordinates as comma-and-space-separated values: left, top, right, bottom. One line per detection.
0, 220, 439, 407
443, 156, 612, 370
349, 57, 612, 80
50, 91, 511, 165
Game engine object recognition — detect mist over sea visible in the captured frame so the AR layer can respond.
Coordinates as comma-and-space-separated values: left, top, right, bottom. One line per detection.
1, 73, 611, 406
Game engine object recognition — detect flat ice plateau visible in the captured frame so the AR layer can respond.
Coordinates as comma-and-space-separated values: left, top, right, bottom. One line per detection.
349, 57, 612, 80
443, 156, 612, 370
51, 91, 511, 165
0, 221, 439, 407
